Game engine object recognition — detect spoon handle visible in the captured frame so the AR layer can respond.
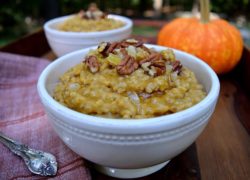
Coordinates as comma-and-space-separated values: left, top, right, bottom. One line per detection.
0, 131, 29, 157
0, 131, 58, 176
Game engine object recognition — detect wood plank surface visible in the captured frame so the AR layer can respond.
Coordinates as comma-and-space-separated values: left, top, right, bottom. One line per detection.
196, 79, 250, 180
0, 29, 50, 57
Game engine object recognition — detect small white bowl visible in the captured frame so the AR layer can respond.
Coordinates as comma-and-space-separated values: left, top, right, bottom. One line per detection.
43, 14, 133, 57
37, 45, 220, 179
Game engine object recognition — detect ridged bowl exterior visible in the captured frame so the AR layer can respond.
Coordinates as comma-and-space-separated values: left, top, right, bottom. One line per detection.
44, 15, 133, 57
37, 45, 220, 169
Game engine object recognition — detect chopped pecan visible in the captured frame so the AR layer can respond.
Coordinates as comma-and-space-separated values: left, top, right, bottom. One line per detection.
125, 39, 138, 43
119, 48, 128, 56
139, 53, 162, 64
120, 39, 143, 48
149, 66, 165, 76
85, 55, 100, 73
80, 4, 105, 20
98, 42, 119, 57
98, 42, 110, 54
141, 62, 151, 71
106, 42, 119, 54
116, 55, 139, 75
113, 47, 128, 60
171, 61, 182, 74
140, 53, 166, 76
151, 59, 166, 68
151, 61, 166, 76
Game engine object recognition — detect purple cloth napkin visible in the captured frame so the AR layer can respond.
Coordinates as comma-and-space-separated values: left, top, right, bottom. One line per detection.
0, 52, 91, 180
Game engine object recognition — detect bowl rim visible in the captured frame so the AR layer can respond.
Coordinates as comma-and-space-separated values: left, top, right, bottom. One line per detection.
37, 44, 220, 130
43, 14, 133, 38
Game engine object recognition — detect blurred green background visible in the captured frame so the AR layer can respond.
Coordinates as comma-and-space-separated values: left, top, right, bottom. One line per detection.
1, 0, 250, 47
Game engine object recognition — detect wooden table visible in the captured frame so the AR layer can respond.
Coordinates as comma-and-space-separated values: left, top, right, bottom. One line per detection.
1, 20, 250, 180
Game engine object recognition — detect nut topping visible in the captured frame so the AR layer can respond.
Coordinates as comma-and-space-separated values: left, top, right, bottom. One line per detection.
151, 61, 166, 76
117, 55, 139, 75
120, 39, 144, 48
106, 42, 119, 55
98, 42, 109, 53
125, 39, 138, 43
85, 55, 100, 73
85, 39, 182, 77
141, 62, 166, 76
171, 60, 182, 74
98, 42, 119, 57
139, 53, 162, 64
119, 47, 128, 56
140, 53, 166, 76
78, 4, 106, 20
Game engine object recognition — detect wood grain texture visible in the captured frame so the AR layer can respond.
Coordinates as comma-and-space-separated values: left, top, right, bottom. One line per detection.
196, 79, 250, 180
241, 46, 250, 94
235, 90, 250, 135
0, 29, 50, 57
231, 46, 250, 135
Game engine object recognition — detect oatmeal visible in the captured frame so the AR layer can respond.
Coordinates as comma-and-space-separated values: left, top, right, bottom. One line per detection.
53, 39, 206, 119
58, 4, 124, 32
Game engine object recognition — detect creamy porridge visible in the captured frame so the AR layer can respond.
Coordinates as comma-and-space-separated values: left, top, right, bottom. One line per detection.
58, 5, 124, 32
53, 39, 206, 119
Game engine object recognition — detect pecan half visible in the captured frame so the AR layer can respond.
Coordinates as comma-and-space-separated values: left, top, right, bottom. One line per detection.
139, 53, 162, 64
116, 55, 139, 75
140, 53, 166, 76
171, 60, 182, 74
85, 55, 100, 73
106, 42, 119, 54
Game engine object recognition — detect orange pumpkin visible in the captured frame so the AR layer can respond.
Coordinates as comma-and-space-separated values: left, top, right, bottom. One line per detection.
157, 0, 243, 74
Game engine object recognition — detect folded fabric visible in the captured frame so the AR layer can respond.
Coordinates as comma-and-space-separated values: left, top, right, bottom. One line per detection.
0, 52, 91, 180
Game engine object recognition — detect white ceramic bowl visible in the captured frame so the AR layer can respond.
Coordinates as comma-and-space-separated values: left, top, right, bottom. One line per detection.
37, 45, 220, 178
43, 14, 133, 57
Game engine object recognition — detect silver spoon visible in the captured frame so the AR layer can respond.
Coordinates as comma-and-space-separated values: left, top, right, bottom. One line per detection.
0, 132, 58, 176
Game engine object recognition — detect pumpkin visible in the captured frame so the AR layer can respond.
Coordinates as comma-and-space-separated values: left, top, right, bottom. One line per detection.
157, 0, 243, 74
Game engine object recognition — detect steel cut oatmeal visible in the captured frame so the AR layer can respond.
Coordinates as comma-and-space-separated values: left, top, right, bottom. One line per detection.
53, 39, 206, 119
58, 5, 124, 32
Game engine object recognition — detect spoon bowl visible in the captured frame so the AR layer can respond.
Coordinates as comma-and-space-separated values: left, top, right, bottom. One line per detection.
0, 132, 57, 176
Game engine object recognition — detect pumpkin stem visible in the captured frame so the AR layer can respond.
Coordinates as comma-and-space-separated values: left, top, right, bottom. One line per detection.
200, 0, 210, 23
